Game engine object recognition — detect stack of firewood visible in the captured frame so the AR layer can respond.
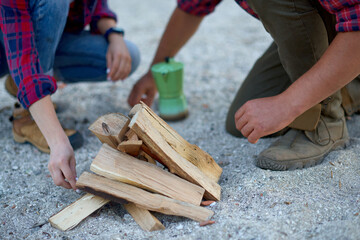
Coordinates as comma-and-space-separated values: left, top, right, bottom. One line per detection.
49, 102, 222, 231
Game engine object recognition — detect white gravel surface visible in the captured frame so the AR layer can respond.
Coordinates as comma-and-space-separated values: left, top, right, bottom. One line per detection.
0, 1, 359, 239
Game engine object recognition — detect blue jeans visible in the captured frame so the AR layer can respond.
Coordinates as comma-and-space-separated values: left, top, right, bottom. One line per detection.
0, 0, 140, 82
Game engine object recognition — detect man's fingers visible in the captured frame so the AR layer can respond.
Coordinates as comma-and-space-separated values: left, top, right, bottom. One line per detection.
247, 130, 260, 144
234, 106, 245, 121
128, 83, 145, 106
52, 169, 72, 189
128, 89, 142, 107
143, 89, 156, 106
128, 90, 141, 107
141, 96, 153, 107
240, 124, 253, 138
235, 115, 248, 132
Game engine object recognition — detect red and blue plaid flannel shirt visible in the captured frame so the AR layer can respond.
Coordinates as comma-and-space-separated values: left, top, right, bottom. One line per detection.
177, 0, 360, 31
0, 0, 116, 109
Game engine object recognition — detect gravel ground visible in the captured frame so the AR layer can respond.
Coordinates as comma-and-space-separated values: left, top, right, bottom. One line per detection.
0, 1, 359, 239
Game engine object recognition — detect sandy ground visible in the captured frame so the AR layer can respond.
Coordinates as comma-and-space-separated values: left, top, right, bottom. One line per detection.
0, 1, 359, 239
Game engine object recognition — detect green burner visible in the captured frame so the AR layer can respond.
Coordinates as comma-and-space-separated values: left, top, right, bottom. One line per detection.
151, 58, 188, 121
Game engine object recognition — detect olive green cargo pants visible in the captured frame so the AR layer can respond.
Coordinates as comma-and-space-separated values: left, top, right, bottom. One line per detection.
226, 0, 360, 137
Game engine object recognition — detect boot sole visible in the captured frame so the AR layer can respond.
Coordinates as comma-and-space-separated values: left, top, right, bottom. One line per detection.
12, 129, 83, 154
255, 138, 349, 171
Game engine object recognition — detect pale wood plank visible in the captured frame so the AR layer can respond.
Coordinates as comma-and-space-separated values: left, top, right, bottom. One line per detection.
49, 193, 109, 231
77, 172, 214, 222
125, 129, 139, 141
89, 113, 130, 149
91, 144, 205, 205
124, 203, 165, 231
129, 102, 222, 182
117, 139, 143, 156
89, 114, 165, 230
138, 150, 157, 165
129, 109, 221, 201
123, 149, 165, 231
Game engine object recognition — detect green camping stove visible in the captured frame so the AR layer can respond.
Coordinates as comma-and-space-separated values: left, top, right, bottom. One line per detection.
151, 58, 188, 121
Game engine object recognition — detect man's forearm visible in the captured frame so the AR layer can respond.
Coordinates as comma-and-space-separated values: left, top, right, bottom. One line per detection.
282, 31, 360, 118
150, 8, 204, 66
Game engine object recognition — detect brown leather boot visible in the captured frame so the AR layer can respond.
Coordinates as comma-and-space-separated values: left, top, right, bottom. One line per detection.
5, 75, 18, 98
256, 91, 349, 170
341, 77, 360, 116
10, 103, 83, 153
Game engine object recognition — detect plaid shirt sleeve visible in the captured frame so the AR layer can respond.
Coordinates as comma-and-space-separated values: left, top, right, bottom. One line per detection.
177, 0, 222, 16
0, 1, 57, 109
90, 0, 117, 34
236, 1, 258, 18
319, 0, 360, 32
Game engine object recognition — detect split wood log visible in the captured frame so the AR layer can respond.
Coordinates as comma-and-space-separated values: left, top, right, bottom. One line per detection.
138, 150, 157, 165
123, 203, 165, 231
125, 129, 139, 141
121, 145, 165, 231
140, 144, 165, 165
77, 172, 214, 222
90, 116, 165, 231
49, 193, 109, 231
129, 102, 222, 182
91, 144, 205, 205
117, 139, 143, 157
129, 109, 221, 201
89, 113, 130, 149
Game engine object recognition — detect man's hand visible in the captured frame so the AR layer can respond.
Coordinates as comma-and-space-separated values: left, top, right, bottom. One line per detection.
48, 140, 77, 190
235, 32, 360, 144
235, 95, 298, 144
106, 34, 131, 81
126, 8, 204, 108
128, 71, 157, 107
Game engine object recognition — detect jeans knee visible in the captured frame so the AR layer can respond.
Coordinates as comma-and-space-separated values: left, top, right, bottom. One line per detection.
30, 0, 69, 23
126, 40, 141, 75
30, 0, 69, 72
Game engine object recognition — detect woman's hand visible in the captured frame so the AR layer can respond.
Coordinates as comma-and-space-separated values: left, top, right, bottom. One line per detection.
48, 139, 77, 190
106, 34, 131, 81
29, 96, 78, 190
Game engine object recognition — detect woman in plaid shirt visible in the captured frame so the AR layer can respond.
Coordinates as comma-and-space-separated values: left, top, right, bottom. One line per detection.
0, 0, 140, 190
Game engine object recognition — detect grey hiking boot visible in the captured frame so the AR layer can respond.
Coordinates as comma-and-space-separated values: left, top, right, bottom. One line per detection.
341, 77, 360, 116
256, 91, 349, 170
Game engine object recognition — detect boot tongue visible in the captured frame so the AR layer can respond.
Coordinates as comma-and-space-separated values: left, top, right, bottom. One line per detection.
12, 104, 31, 120
305, 118, 331, 146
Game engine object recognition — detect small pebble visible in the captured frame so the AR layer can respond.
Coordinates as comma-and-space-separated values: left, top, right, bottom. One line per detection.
176, 224, 183, 230
12, 166, 19, 170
